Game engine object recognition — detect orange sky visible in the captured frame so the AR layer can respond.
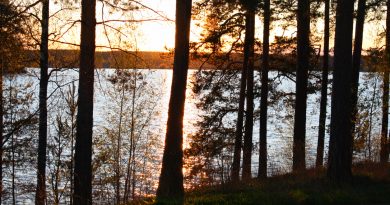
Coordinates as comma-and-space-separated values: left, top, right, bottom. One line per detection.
47, 0, 386, 52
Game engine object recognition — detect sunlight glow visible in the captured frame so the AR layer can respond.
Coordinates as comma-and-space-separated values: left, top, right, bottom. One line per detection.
46, 0, 385, 52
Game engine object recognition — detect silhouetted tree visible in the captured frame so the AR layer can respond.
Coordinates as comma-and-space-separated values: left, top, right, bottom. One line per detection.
258, 0, 270, 178
156, 0, 192, 201
73, 0, 96, 203
242, 0, 258, 181
351, 0, 366, 155
36, 0, 49, 204
316, 0, 330, 168
380, 0, 389, 163
293, 0, 310, 172
327, 0, 354, 182
232, 16, 249, 184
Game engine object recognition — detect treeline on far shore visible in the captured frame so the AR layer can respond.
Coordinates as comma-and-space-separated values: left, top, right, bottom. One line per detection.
19, 49, 382, 72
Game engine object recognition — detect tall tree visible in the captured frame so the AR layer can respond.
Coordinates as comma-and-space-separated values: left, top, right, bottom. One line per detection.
316, 0, 330, 168
327, 0, 354, 182
380, 0, 390, 163
73, 0, 96, 203
156, 0, 192, 200
36, 0, 49, 204
0, 46, 2, 205
293, 0, 310, 172
258, 0, 270, 179
231, 19, 248, 184
242, 1, 257, 181
351, 0, 366, 153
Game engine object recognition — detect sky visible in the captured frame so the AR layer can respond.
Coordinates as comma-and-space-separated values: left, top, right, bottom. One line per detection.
47, 0, 386, 52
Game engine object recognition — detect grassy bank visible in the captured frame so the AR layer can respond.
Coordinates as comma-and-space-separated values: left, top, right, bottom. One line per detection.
141, 162, 390, 205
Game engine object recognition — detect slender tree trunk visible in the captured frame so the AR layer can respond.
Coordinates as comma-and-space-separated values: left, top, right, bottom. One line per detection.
70, 108, 75, 205
123, 70, 137, 203
156, 0, 192, 200
258, 0, 270, 179
327, 0, 354, 182
123, 141, 132, 202
11, 133, 15, 205
68, 82, 76, 205
0, 55, 3, 205
124, 154, 131, 202
130, 58, 138, 201
380, 0, 390, 163
293, 0, 310, 172
131, 154, 136, 199
115, 80, 125, 205
231, 46, 247, 183
242, 8, 256, 181
54, 129, 61, 205
316, 0, 330, 168
351, 0, 366, 156
9, 84, 15, 205
73, 0, 96, 202
36, 0, 49, 204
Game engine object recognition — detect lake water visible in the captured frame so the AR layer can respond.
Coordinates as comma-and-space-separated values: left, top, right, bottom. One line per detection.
2, 68, 386, 204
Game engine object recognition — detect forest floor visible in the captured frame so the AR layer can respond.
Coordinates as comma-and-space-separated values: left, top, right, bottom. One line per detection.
142, 161, 390, 205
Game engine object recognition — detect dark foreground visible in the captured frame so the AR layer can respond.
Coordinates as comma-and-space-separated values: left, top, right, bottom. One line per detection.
135, 162, 390, 205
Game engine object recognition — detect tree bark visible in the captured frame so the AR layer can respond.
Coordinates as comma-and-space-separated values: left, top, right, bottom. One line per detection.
231, 44, 247, 183
316, 0, 330, 168
156, 0, 192, 200
68, 83, 76, 205
0, 53, 3, 205
242, 8, 256, 181
36, 0, 49, 204
115, 80, 125, 205
293, 0, 310, 172
258, 0, 270, 179
327, 0, 354, 182
380, 0, 390, 163
351, 0, 366, 152
73, 0, 96, 203
9, 87, 15, 205
0, 10, 7, 203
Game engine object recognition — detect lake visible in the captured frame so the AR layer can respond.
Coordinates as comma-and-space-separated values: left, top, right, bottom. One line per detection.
1, 68, 386, 204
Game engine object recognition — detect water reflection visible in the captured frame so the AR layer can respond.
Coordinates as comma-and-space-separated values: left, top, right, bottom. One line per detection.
3, 68, 386, 203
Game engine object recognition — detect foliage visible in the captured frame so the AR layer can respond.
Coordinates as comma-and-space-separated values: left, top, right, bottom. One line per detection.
0, 2, 27, 73
93, 69, 163, 203
1, 74, 38, 203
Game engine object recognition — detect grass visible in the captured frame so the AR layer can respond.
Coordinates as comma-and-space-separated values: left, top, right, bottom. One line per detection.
134, 162, 390, 205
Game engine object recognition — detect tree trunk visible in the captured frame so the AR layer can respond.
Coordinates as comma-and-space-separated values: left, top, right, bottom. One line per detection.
380, 0, 390, 163
68, 82, 76, 205
351, 0, 366, 154
115, 81, 125, 205
231, 46, 247, 183
1, 54, 3, 204
242, 8, 256, 181
258, 0, 270, 179
156, 0, 192, 200
9, 86, 15, 205
73, 0, 96, 203
54, 127, 61, 205
327, 0, 354, 182
293, 0, 310, 172
11, 130, 15, 205
36, 0, 49, 204
316, 0, 330, 168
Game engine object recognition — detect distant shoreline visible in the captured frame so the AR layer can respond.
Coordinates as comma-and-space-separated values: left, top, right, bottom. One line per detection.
22, 49, 379, 72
